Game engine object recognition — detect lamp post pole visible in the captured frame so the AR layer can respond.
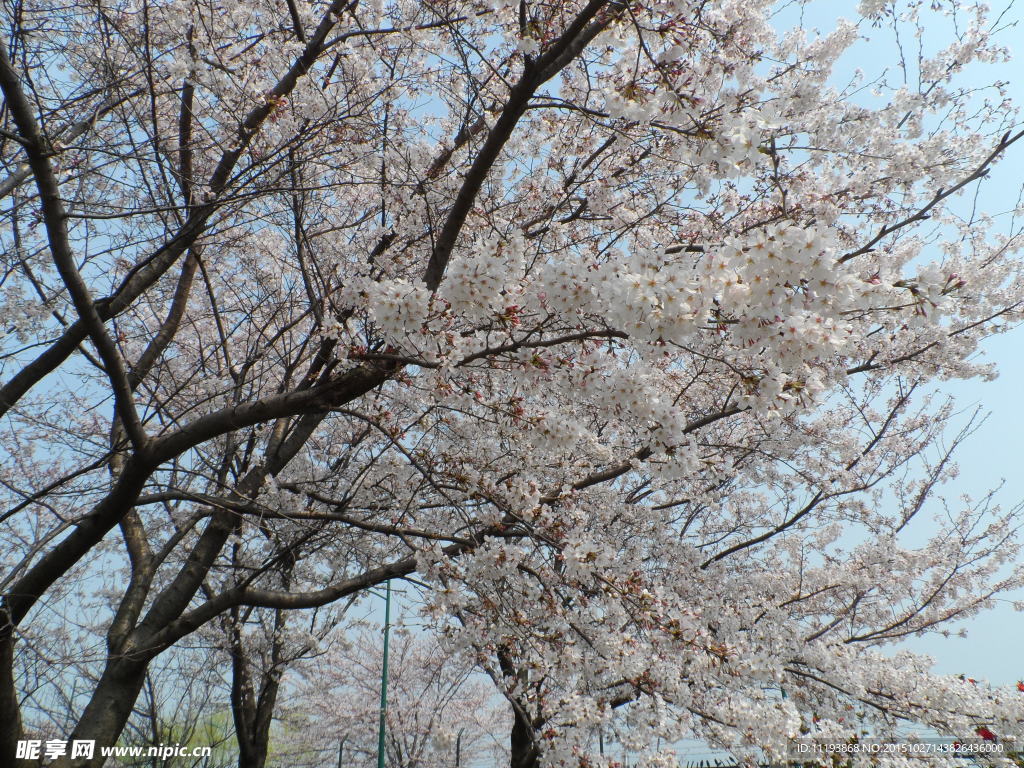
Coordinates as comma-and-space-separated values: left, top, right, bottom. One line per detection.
376, 580, 392, 768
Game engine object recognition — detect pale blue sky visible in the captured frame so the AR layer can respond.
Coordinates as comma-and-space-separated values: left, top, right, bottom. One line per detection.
899, 332, 1024, 684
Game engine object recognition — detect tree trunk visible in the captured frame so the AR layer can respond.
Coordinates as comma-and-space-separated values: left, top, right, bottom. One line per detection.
232, 650, 277, 768
52, 657, 148, 768
229, 611, 283, 768
0, 621, 24, 761
510, 703, 540, 768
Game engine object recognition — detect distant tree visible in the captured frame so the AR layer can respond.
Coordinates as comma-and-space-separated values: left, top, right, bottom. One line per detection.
288, 625, 510, 768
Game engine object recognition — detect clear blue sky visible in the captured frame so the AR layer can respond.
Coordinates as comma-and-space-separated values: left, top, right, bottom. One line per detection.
899, 329, 1024, 685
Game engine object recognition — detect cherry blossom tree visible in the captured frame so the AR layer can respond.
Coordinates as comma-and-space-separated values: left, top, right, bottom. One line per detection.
288, 624, 510, 768
2, 0, 1024, 766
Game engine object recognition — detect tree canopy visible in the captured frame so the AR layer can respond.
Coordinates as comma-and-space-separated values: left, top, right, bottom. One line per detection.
2, 0, 1024, 766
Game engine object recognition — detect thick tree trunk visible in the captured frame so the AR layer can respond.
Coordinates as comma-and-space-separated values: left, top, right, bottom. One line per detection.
509, 704, 540, 768
236, 728, 271, 768
0, 621, 24, 762
52, 657, 148, 768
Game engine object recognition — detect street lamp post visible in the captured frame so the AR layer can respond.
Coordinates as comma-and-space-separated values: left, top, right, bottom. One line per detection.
376, 580, 392, 768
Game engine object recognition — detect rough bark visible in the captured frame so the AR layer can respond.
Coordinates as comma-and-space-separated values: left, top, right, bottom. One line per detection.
56, 659, 149, 768
509, 703, 541, 768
